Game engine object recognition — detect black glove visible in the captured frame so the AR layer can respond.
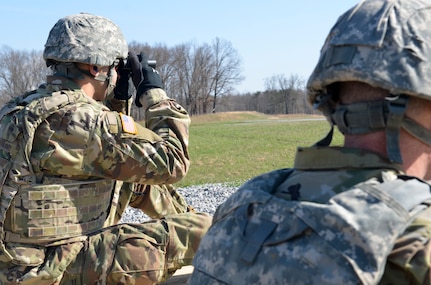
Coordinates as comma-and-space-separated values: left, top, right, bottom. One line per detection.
134, 52, 163, 107
127, 51, 143, 89
113, 58, 132, 100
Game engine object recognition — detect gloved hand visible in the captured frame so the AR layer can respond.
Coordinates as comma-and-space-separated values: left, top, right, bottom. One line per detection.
113, 58, 132, 100
127, 51, 143, 89
134, 52, 163, 107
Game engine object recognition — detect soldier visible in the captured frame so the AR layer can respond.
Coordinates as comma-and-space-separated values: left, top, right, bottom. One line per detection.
0, 13, 211, 284
188, 0, 431, 284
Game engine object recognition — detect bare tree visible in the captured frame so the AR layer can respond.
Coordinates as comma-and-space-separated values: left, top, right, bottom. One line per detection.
0, 46, 48, 104
0, 43, 322, 117
264, 73, 304, 114
117, 39, 244, 115
193, 43, 214, 114
169, 43, 195, 113
169, 42, 213, 115
210, 38, 244, 113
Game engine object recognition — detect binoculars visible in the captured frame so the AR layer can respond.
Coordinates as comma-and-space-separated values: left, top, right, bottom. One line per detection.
147, 60, 157, 69
122, 55, 156, 70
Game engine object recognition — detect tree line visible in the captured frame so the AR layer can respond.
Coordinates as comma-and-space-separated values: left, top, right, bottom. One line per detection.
0, 39, 318, 118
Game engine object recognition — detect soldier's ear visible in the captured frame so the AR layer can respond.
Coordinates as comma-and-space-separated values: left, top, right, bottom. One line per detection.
90, 65, 99, 76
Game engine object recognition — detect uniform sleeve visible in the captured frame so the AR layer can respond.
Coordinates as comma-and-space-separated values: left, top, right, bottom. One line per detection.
104, 96, 132, 114
378, 208, 431, 285
33, 89, 190, 185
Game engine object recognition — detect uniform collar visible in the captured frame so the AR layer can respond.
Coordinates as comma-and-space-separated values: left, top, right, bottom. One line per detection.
294, 146, 403, 172
45, 75, 82, 91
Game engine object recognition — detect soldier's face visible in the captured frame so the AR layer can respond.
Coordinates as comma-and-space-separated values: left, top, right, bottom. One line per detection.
94, 66, 118, 100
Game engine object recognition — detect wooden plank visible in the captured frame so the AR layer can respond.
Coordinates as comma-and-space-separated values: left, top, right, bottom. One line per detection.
160, 265, 194, 285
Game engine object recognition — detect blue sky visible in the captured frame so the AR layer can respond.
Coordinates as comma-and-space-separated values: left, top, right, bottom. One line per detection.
1, 1, 359, 93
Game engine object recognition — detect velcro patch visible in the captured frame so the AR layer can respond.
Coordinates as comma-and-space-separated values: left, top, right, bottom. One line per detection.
120, 113, 137, 134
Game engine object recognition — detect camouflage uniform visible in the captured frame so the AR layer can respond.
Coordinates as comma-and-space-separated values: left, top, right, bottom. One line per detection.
287, 147, 431, 284
0, 13, 211, 285
305, 2, 431, 283
189, 147, 431, 284
190, 0, 431, 284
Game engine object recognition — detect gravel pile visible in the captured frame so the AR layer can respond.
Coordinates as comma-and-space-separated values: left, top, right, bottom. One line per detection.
120, 183, 239, 223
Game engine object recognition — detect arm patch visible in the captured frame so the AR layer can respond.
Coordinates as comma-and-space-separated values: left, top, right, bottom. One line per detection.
120, 113, 137, 134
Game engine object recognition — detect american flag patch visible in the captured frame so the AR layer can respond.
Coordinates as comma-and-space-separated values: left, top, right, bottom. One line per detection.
120, 113, 137, 134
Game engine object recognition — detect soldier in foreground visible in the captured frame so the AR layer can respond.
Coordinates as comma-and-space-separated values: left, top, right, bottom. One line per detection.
189, 0, 431, 284
0, 13, 211, 284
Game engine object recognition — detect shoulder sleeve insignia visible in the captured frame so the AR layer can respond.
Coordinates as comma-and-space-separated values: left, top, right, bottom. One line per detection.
120, 113, 137, 134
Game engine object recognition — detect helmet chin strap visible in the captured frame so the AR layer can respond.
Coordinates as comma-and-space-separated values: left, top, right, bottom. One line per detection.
105, 67, 116, 99
402, 118, 431, 147
313, 94, 410, 164
51, 62, 117, 99
78, 65, 117, 100
94, 61, 119, 99
51, 62, 110, 82
51, 62, 86, 79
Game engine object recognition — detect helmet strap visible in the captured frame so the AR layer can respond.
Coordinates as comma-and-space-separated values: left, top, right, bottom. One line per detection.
312, 93, 336, 147
105, 67, 116, 99
51, 62, 86, 80
313, 94, 409, 164
82, 65, 116, 99
401, 117, 431, 147
313, 125, 335, 147
50, 61, 117, 100
51, 62, 112, 83
77, 65, 109, 82
90, 62, 118, 96
385, 95, 408, 164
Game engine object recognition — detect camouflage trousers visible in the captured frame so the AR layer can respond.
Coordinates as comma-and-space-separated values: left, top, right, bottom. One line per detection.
0, 212, 212, 285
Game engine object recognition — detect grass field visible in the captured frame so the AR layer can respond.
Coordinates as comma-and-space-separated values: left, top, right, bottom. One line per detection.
176, 111, 343, 187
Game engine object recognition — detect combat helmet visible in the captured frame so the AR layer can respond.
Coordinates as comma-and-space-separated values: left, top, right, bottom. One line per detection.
44, 13, 128, 67
306, 0, 431, 163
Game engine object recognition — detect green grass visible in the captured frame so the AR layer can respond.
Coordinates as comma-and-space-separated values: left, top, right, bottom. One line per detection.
176, 112, 343, 187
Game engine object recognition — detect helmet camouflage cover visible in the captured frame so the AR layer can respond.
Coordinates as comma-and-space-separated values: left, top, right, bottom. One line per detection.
43, 13, 128, 67
307, 0, 431, 107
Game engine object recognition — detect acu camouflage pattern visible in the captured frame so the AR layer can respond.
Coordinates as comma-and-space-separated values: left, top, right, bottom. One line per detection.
0, 77, 211, 284
307, 0, 431, 105
43, 13, 128, 66
189, 147, 431, 285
